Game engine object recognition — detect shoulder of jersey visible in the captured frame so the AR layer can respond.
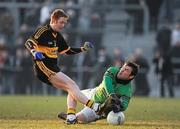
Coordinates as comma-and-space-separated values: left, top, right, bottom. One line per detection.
34, 26, 49, 39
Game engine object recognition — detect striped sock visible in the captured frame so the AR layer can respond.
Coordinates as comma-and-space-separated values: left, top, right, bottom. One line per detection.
86, 100, 100, 112
67, 108, 76, 115
67, 108, 76, 121
85, 99, 94, 108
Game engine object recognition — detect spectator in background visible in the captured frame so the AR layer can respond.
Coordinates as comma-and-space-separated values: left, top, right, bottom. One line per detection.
24, 5, 40, 27
89, 11, 104, 53
66, 9, 79, 29
0, 37, 6, 67
75, 52, 95, 90
125, 0, 145, 34
154, 21, 174, 97
145, 0, 163, 31
21, 49, 34, 94
0, 40, 6, 93
132, 48, 150, 96
65, 9, 79, 46
0, 38, 10, 93
94, 46, 112, 86
171, 22, 180, 46
112, 48, 125, 67
14, 48, 25, 94
81, 52, 95, 89
18, 24, 32, 44
78, 8, 92, 48
0, 11, 14, 42
170, 42, 180, 87
156, 20, 172, 56
13, 48, 34, 94
153, 49, 174, 97
78, 8, 91, 31
40, 0, 54, 25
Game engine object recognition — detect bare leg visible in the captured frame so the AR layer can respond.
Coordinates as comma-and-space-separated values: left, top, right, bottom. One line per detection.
67, 93, 77, 110
49, 72, 90, 105
49, 72, 99, 124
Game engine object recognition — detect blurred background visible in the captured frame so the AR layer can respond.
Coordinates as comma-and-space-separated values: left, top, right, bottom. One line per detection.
0, 0, 180, 98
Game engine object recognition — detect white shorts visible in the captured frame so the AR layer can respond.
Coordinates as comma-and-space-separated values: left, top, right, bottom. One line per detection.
77, 88, 100, 123
81, 88, 97, 99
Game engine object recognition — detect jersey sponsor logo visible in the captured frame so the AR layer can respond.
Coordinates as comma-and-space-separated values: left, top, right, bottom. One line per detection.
48, 40, 57, 47
48, 41, 53, 45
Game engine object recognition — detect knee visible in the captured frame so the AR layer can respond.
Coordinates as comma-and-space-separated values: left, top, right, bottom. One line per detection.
66, 80, 79, 90
77, 113, 89, 123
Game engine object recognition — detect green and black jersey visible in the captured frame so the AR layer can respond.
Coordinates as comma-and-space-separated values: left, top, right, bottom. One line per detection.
93, 67, 132, 111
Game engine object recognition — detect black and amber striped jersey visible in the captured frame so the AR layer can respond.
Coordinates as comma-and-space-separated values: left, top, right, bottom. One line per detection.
25, 24, 83, 64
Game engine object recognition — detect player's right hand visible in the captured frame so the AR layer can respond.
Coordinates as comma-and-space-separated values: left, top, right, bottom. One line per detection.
109, 93, 121, 105
82, 41, 94, 51
32, 51, 45, 60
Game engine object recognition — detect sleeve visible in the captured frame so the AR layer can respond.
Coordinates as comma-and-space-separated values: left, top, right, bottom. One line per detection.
65, 47, 84, 55
119, 95, 131, 111
33, 26, 49, 44
103, 67, 117, 95
24, 37, 38, 53
24, 26, 48, 54
57, 34, 84, 55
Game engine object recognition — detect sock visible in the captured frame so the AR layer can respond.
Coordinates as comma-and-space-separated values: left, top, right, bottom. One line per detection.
85, 99, 94, 108
67, 108, 76, 120
86, 100, 99, 112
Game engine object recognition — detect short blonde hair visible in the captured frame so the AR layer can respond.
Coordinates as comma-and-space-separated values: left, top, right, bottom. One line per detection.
51, 9, 69, 21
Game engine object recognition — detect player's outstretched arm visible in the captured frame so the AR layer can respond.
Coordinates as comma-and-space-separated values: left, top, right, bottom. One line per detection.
64, 41, 94, 55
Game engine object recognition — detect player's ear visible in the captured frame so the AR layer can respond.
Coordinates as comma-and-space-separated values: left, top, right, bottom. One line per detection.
129, 75, 134, 80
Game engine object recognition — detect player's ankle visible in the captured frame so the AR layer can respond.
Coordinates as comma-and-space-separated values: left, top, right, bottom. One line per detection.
66, 108, 76, 119
67, 108, 76, 114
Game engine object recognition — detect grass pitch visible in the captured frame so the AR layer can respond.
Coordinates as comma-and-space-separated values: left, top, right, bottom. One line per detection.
0, 96, 180, 129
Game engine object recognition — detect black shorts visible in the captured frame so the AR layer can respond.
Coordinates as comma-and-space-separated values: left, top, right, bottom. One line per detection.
33, 61, 60, 85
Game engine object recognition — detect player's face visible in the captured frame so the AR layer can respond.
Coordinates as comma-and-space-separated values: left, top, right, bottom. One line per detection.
117, 64, 134, 80
55, 17, 68, 31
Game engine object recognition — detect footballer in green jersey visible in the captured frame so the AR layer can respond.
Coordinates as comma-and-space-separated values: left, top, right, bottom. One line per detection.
58, 61, 139, 123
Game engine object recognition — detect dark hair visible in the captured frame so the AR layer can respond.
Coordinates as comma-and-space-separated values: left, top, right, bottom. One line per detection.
51, 9, 69, 20
125, 61, 139, 76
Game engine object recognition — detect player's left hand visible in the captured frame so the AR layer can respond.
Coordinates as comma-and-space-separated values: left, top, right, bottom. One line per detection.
82, 41, 94, 51
111, 103, 121, 113
109, 94, 121, 113
110, 93, 121, 105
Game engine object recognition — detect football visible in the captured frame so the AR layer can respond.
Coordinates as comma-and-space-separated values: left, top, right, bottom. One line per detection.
107, 111, 125, 125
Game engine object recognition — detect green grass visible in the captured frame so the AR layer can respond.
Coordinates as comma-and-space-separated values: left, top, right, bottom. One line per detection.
0, 96, 180, 129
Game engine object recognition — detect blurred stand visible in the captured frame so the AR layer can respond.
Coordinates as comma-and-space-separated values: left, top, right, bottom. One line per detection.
1, 0, 180, 97
131, 48, 150, 96
94, 46, 112, 86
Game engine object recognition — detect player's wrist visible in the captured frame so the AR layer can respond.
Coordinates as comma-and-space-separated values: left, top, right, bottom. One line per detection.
109, 93, 116, 97
81, 47, 86, 52
30, 49, 37, 57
